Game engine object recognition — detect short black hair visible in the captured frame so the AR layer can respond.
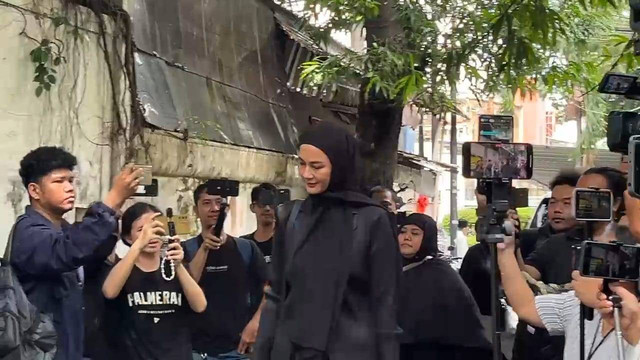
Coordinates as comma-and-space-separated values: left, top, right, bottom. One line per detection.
19, 146, 77, 188
121, 202, 162, 240
549, 170, 581, 190
193, 182, 210, 205
458, 219, 469, 229
582, 167, 627, 200
369, 186, 393, 197
251, 183, 277, 203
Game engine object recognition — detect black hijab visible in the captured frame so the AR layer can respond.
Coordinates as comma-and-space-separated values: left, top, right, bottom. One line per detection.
279, 122, 380, 351
398, 215, 491, 353
400, 213, 439, 266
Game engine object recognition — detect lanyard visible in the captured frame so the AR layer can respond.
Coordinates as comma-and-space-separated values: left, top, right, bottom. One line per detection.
587, 319, 614, 360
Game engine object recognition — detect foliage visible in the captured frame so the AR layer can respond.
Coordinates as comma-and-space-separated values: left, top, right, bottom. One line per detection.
283, 0, 635, 154
287, 0, 625, 115
27, 13, 71, 97
441, 206, 535, 246
540, 0, 637, 152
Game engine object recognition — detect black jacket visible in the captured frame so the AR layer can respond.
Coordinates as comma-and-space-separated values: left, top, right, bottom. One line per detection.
11, 204, 118, 360
256, 201, 401, 360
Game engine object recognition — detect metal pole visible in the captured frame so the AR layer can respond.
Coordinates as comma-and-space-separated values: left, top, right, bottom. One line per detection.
419, 111, 425, 157
450, 83, 458, 254
489, 241, 502, 360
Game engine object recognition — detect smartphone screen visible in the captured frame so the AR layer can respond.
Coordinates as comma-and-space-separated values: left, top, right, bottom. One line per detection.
580, 241, 640, 281
479, 115, 514, 142
573, 189, 613, 221
462, 142, 533, 179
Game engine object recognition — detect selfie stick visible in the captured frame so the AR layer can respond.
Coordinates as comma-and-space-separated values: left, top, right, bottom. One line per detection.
166, 208, 177, 237
612, 295, 626, 360
212, 203, 228, 238
579, 221, 596, 360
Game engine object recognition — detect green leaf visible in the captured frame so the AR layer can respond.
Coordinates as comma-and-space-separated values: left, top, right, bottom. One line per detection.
35, 86, 43, 97
41, 51, 49, 64
53, 57, 62, 66
31, 49, 42, 63
40, 39, 50, 46
43, 82, 51, 91
47, 75, 56, 84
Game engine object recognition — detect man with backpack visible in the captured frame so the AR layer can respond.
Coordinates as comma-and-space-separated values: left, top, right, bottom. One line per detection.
10, 147, 142, 360
185, 181, 268, 360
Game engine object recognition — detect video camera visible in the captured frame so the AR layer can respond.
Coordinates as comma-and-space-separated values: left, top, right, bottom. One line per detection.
598, 73, 640, 198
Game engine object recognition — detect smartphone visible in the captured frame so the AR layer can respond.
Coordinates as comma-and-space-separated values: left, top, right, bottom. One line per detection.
135, 165, 153, 186
478, 115, 514, 142
206, 179, 240, 197
276, 189, 291, 204
462, 142, 533, 179
132, 179, 159, 197
580, 241, 640, 281
629, 135, 640, 198
572, 188, 613, 222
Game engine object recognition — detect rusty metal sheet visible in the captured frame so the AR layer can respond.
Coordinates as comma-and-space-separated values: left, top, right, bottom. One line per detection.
128, 0, 309, 153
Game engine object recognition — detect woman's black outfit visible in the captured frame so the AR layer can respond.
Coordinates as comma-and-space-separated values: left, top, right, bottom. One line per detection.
398, 214, 492, 360
256, 123, 401, 360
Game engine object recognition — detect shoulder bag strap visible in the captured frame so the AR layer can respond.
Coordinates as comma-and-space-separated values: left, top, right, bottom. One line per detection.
3, 217, 24, 262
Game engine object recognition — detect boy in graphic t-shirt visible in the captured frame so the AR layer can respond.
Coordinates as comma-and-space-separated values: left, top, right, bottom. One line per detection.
103, 203, 207, 360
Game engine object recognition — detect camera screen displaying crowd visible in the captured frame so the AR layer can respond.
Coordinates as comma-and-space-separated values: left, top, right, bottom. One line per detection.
468, 143, 531, 179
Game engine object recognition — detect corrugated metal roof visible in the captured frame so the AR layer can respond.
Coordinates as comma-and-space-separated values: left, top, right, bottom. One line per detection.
531, 145, 622, 187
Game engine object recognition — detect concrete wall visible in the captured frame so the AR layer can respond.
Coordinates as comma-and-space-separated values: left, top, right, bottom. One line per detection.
0, 0, 307, 249
0, 1, 120, 248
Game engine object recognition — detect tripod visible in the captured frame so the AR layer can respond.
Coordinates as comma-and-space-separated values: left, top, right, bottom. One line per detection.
478, 180, 512, 360
578, 221, 626, 360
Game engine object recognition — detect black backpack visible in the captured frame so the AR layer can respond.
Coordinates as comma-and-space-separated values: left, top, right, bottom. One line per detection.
0, 222, 57, 360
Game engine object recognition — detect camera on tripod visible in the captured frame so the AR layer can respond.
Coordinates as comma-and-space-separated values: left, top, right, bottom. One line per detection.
461, 115, 534, 357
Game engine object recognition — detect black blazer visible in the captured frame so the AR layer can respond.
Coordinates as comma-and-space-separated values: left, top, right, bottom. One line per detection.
255, 201, 401, 360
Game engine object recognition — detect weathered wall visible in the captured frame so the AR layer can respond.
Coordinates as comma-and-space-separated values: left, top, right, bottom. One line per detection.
0, 0, 121, 247
0, 0, 307, 246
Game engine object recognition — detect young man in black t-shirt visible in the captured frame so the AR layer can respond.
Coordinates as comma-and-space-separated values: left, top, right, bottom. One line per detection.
185, 182, 269, 360
523, 168, 626, 284
241, 183, 277, 264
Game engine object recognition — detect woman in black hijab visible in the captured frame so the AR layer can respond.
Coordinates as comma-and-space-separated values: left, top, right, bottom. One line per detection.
257, 122, 400, 360
398, 213, 492, 360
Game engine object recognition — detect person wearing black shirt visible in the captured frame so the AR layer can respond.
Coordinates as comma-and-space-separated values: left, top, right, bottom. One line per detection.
102, 202, 207, 360
185, 183, 269, 359
523, 167, 626, 284
242, 183, 278, 264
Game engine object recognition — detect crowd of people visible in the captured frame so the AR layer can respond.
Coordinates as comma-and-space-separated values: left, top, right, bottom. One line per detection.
6, 121, 640, 360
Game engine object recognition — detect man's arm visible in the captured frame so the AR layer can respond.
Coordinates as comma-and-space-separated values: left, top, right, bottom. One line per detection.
498, 234, 545, 328
188, 233, 222, 283
238, 241, 269, 354
11, 166, 141, 276
12, 202, 118, 276
238, 296, 266, 354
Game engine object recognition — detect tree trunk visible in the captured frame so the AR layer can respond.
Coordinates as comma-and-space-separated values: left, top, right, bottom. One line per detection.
357, 0, 403, 189
356, 102, 404, 188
